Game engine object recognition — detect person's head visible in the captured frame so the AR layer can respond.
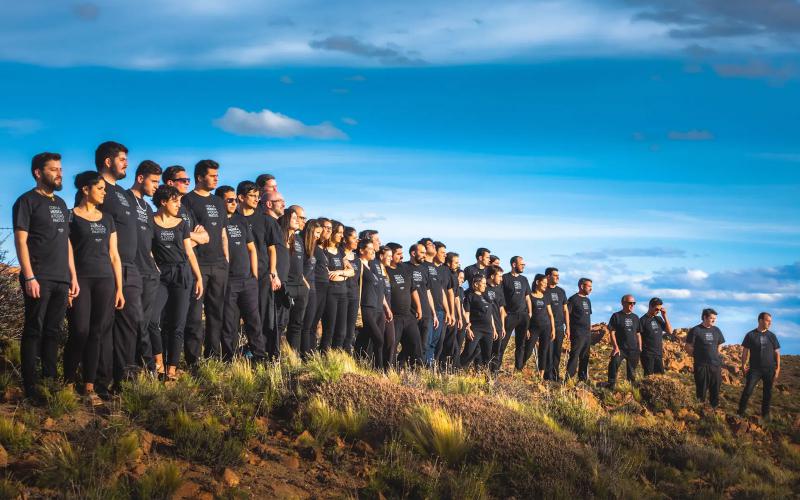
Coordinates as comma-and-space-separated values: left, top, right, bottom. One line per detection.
153, 185, 181, 217
476, 248, 491, 267
578, 278, 592, 296
701, 308, 718, 327
445, 251, 460, 272
378, 245, 393, 267
31, 152, 63, 191
279, 206, 301, 243
343, 226, 358, 251
163, 165, 191, 195
359, 229, 380, 248
489, 255, 500, 267
288, 205, 306, 230
303, 219, 321, 257
409, 243, 426, 265
74, 171, 105, 206
458, 270, 465, 286
95, 141, 129, 180
488, 266, 503, 285
471, 275, 487, 293
545, 267, 559, 286
533, 273, 547, 292
255, 173, 277, 197
215, 185, 237, 215
648, 297, 664, 315
434, 241, 447, 264
194, 159, 219, 191
510, 256, 525, 273
135, 160, 162, 197
329, 220, 344, 246
236, 181, 260, 210
418, 237, 435, 258
386, 242, 403, 266
317, 217, 332, 245
758, 312, 772, 330
358, 238, 376, 261
265, 190, 285, 218
621, 294, 636, 314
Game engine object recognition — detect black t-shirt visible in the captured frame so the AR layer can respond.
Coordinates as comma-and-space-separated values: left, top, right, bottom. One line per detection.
360, 262, 385, 310
530, 293, 552, 331
130, 192, 159, 277
244, 211, 281, 279
181, 191, 227, 265
609, 311, 641, 353
406, 261, 431, 318
547, 286, 568, 327
502, 273, 531, 314
313, 246, 329, 288
12, 190, 71, 283
371, 260, 391, 303
102, 181, 139, 266
425, 262, 446, 312
303, 242, 317, 286
742, 329, 780, 370
463, 264, 487, 289
567, 294, 592, 335
152, 220, 190, 266
178, 204, 196, 229
640, 314, 667, 356
347, 253, 361, 299
69, 211, 115, 279
485, 284, 505, 327
687, 325, 725, 367
224, 213, 254, 279
386, 265, 414, 316
269, 217, 290, 283
287, 232, 305, 287
326, 247, 346, 291
464, 290, 493, 332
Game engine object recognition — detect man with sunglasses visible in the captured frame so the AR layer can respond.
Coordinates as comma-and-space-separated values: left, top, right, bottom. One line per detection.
162, 165, 209, 248
607, 294, 642, 389
639, 297, 672, 376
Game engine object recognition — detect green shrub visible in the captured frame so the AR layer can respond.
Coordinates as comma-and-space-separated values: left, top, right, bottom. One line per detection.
0, 477, 22, 499
402, 405, 471, 464
639, 374, 693, 413
136, 461, 183, 500
121, 373, 202, 433
306, 395, 367, 442
364, 440, 440, 499
303, 350, 362, 384
0, 416, 33, 453
42, 384, 79, 418
544, 389, 602, 435
169, 411, 243, 468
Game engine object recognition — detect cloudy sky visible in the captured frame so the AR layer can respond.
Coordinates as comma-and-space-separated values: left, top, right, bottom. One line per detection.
1, 0, 799, 350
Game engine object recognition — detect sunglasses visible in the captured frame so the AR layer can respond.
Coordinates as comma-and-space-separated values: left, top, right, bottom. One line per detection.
173, 178, 191, 184
225, 198, 237, 204
625, 301, 636, 305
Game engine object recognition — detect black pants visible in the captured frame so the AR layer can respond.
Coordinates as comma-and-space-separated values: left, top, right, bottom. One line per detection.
460, 328, 492, 369
343, 291, 359, 353
514, 324, 536, 371
440, 323, 460, 369
566, 332, 591, 381
136, 273, 159, 370
299, 286, 318, 357
320, 287, 347, 352
383, 318, 397, 368
394, 314, 422, 367
20, 278, 69, 396
530, 325, 553, 377
154, 276, 191, 368
354, 307, 386, 370
418, 316, 432, 359
222, 277, 264, 361
550, 323, 566, 380
97, 265, 143, 390
492, 311, 528, 373
608, 351, 640, 388
65, 276, 115, 385
641, 353, 665, 376
694, 364, 722, 408
184, 262, 228, 364
738, 367, 775, 417
285, 284, 310, 353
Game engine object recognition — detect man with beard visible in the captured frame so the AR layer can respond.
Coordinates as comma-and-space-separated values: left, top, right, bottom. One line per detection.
406, 243, 438, 359
495, 256, 531, 373
13, 152, 79, 400
264, 191, 290, 358
385, 243, 423, 366
545, 267, 569, 381
566, 278, 593, 381
440, 251, 462, 367
463, 248, 490, 286
608, 294, 642, 389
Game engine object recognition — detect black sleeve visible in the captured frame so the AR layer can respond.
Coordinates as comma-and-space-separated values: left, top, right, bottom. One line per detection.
608, 313, 617, 333
716, 328, 725, 345
463, 294, 471, 312
741, 333, 752, 349
106, 213, 117, 233
686, 327, 695, 344
12, 196, 30, 231
772, 333, 781, 350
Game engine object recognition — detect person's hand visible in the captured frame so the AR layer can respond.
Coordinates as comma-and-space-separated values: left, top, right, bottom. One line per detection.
328, 271, 339, 280
24, 278, 40, 299
551, 329, 556, 341
271, 274, 281, 291
385, 309, 394, 323
69, 280, 80, 301
415, 309, 422, 320
775, 367, 780, 381
193, 224, 206, 234
612, 347, 620, 357
114, 290, 125, 310
493, 330, 498, 341
501, 328, 506, 340
526, 330, 531, 340
660, 307, 668, 317
195, 280, 204, 299
457, 318, 463, 330
433, 315, 439, 329
467, 328, 474, 341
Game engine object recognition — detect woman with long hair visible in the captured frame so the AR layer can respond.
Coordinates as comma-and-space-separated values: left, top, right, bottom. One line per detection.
279, 206, 309, 353
342, 226, 360, 352
460, 275, 497, 369
528, 273, 556, 378
299, 219, 321, 357
319, 220, 354, 351
64, 171, 124, 406
353, 240, 394, 370
305, 217, 331, 352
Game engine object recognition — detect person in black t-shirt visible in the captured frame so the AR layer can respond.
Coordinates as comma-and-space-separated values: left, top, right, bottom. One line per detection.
639, 297, 673, 376
280, 206, 310, 355
463, 247, 491, 288
319, 221, 355, 352
686, 308, 726, 409
485, 266, 508, 373
439, 251, 462, 368
495, 256, 532, 373
607, 294, 642, 389
544, 267, 569, 381
738, 312, 781, 418
566, 278, 593, 381
162, 165, 209, 248
431, 242, 454, 365
385, 242, 423, 367
129, 160, 163, 375
64, 172, 125, 406
528, 273, 556, 377
343, 227, 360, 353
216, 186, 264, 363
373, 245, 397, 367
407, 243, 438, 360
353, 240, 394, 370
13, 152, 79, 399
182, 159, 229, 364
297, 220, 322, 357
460, 275, 498, 369
264, 191, 291, 358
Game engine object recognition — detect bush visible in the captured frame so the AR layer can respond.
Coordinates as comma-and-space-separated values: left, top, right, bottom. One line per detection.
41, 383, 79, 418
0, 477, 22, 499
136, 461, 183, 500
121, 373, 203, 434
0, 416, 33, 453
303, 350, 363, 384
306, 395, 367, 443
422, 371, 492, 396
639, 374, 692, 413
402, 405, 471, 465
544, 388, 602, 435
169, 411, 243, 468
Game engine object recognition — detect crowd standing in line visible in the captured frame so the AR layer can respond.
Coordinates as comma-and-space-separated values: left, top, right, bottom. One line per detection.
12, 145, 782, 418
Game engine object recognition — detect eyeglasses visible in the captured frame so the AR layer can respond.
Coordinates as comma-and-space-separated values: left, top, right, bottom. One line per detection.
173, 178, 191, 184
225, 198, 236, 204
625, 301, 636, 305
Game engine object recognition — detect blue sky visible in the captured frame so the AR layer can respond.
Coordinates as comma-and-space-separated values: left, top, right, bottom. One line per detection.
1, 1, 799, 350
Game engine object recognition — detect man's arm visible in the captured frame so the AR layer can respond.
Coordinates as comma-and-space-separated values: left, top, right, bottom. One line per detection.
222, 227, 229, 263
775, 348, 781, 380
741, 347, 749, 374
67, 240, 80, 301
563, 303, 570, 336
610, 329, 619, 355
412, 289, 422, 320
190, 225, 209, 247
247, 241, 258, 278
526, 295, 532, 317
14, 230, 39, 298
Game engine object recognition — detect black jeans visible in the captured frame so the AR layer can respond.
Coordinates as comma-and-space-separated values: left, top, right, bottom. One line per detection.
136, 272, 159, 370
285, 284, 310, 353
344, 290, 359, 353
641, 352, 665, 376
440, 323, 460, 369
492, 311, 528, 373
222, 276, 264, 361
738, 367, 775, 417
97, 265, 143, 390
608, 350, 640, 388
394, 314, 422, 367
185, 261, 228, 364
550, 323, 566, 380
354, 307, 386, 370
300, 286, 318, 357
530, 325, 553, 377
65, 276, 115, 385
566, 332, 591, 381
460, 328, 492, 369
513, 323, 536, 371
694, 364, 722, 408
154, 272, 191, 368
20, 279, 69, 396
320, 286, 347, 352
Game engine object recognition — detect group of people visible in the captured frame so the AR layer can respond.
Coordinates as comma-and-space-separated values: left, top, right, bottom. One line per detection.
12, 143, 781, 418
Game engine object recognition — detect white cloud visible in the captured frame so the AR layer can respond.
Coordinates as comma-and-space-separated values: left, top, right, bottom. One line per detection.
686, 269, 709, 281
213, 107, 348, 140
0, 118, 42, 135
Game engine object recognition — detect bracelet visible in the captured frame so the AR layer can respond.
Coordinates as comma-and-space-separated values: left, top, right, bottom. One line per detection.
24, 276, 36, 282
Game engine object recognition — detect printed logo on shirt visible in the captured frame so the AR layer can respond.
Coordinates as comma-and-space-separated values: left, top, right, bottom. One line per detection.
136, 205, 149, 224
392, 273, 406, 286
550, 292, 560, 303
412, 270, 423, 284
535, 299, 544, 308
760, 335, 767, 347
703, 331, 714, 344
227, 224, 243, 240
487, 290, 496, 301
205, 204, 220, 219
49, 205, 66, 224
624, 317, 634, 330
650, 320, 660, 332
115, 191, 130, 208
582, 300, 590, 313
332, 257, 342, 267
513, 280, 522, 292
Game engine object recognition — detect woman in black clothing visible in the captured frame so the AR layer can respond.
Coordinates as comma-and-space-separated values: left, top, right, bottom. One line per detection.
280, 206, 308, 353
460, 275, 497, 369
299, 220, 321, 357
305, 218, 332, 352
151, 185, 203, 380
528, 273, 556, 378
319, 221, 354, 351
64, 172, 124, 406
375, 245, 396, 367
353, 240, 394, 370
342, 226, 360, 353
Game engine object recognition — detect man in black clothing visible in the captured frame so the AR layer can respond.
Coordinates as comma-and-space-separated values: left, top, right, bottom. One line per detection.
566, 278, 593, 381
545, 267, 569, 381
255, 173, 277, 199
440, 251, 462, 367
162, 166, 209, 248
607, 294, 641, 389
182, 160, 229, 364
264, 191, 289, 357
385, 243, 423, 366
359, 229, 380, 250
13, 152, 79, 399
495, 256, 531, 373
639, 297, 672, 376
420, 240, 448, 365
129, 160, 162, 373
485, 265, 507, 372
95, 141, 144, 395
407, 243, 438, 359
738, 312, 781, 419
463, 247, 490, 286
686, 308, 726, 409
